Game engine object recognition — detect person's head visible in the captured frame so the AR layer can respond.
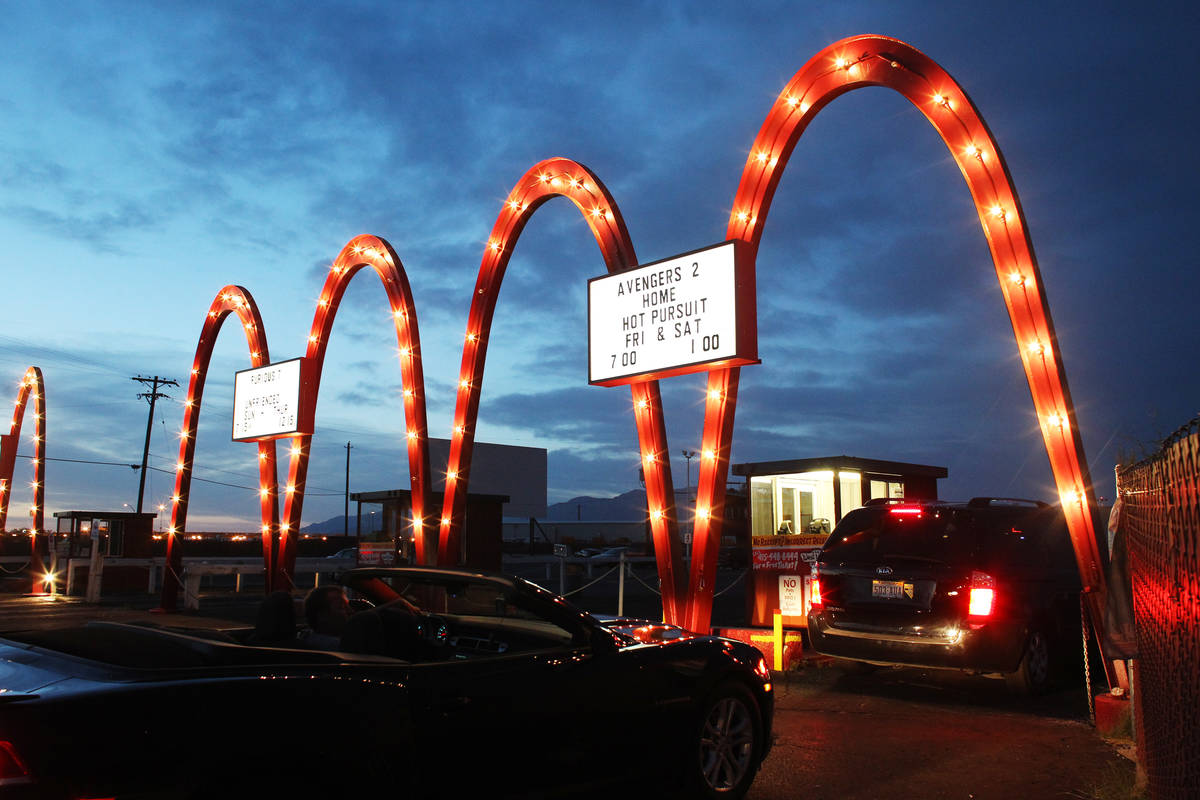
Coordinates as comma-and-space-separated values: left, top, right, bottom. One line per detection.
304, 585, 350, 635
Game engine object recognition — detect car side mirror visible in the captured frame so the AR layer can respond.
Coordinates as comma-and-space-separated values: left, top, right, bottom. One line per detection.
589, 626, 619, 655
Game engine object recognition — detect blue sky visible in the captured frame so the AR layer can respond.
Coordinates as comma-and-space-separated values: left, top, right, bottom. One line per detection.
1, 1, 1196, 530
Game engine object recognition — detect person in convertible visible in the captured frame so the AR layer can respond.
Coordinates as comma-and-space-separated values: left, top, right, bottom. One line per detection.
300, 585, 351, 649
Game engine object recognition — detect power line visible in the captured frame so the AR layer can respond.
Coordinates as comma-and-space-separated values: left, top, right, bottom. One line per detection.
143, 449, 346, 495
11, 449, 356, 497
15, 454, 139, 468
145, 466, 343, 495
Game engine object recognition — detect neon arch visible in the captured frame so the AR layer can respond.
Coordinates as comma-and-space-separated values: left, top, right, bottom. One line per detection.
683, 34, 1108, 635
0, 367, 48, 591
161, 286, 278, 610
437, 157, 688, 622
276, 234, 430, 588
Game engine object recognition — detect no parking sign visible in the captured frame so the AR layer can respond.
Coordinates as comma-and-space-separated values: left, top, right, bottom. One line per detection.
778, 575, 805, 617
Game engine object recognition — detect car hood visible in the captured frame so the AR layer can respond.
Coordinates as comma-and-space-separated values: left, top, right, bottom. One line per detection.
592, 615, 697, 644
0, 640, 73, 694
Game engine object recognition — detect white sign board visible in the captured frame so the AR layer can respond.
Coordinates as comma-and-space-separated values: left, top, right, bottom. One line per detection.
232, 358, 305, 441
778, 574, 805, 617
588, 241, 750, 385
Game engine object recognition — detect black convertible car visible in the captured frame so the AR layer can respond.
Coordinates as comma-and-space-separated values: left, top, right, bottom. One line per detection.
0, 568, 773, 799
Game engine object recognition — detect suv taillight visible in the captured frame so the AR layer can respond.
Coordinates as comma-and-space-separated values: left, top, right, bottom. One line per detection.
888, 505, 924, 518
968, 571, 995, 619
0, 740, 32, 786
810, 567, 823, 609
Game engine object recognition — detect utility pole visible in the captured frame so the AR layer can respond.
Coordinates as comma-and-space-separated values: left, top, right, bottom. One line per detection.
132, 375, 178, 513
344, 442, 352, 538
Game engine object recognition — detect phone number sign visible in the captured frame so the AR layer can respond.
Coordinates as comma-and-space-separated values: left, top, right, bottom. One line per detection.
751, 534, 825, 572
587, 241, 757, 386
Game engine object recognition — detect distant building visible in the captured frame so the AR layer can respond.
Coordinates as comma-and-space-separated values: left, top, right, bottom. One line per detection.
426, 437, 546, 519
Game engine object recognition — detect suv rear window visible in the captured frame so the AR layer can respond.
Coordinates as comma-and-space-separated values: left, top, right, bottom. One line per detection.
822, 503, 1079, 579
972, 506, 1078, 578
822, 507, 975, 565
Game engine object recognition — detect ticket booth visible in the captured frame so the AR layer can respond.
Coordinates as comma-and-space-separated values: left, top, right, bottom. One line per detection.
52, 511, 155, 595
731, 456, 947, 628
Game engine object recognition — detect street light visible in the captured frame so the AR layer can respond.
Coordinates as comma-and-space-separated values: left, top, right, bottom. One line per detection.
681, 450, 699, 562
681, 450, 698, 502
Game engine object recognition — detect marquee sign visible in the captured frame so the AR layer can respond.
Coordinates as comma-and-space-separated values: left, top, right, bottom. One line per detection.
587, 241, 757, 386
232, 358, 315, 442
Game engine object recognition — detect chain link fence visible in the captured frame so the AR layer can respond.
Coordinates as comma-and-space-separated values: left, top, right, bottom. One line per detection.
1116, 416, 1200, 799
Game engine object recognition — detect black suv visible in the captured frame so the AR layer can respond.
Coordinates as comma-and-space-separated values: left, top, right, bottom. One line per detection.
807, 497, 1082, 693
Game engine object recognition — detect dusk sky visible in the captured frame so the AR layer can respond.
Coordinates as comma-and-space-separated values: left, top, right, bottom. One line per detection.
1, 1, 1196, 531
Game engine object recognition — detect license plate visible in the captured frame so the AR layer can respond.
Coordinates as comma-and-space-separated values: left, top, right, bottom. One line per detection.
871, 580, 913, 599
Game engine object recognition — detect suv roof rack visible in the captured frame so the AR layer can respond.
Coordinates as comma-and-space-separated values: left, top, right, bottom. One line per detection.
863, 497, 947, 507
966, 497, 1049, 509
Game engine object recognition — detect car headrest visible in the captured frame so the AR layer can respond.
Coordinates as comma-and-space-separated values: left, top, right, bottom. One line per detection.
251, 590, 297, 644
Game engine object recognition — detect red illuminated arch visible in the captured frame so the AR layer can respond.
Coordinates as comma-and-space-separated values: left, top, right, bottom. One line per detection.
436, 158, 688, 622
160, 287, 278, 610
684, 35, 1107, 634
276, 235, 430, 588
0, 367, 48, 592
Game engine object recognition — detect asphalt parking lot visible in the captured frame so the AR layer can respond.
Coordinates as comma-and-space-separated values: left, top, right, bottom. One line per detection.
753, 665, 1134, 800
0, 591, 1135, 799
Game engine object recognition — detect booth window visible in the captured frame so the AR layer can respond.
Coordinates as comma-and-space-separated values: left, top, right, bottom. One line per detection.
751, 479, 774, 536
869, 479, 905, 500
839, 471, 862, 517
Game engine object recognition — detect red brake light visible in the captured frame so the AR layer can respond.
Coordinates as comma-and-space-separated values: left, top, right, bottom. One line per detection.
0, 740, 33, 786
888, 506, 923, 517
810, 577, 823, 608
968, 571, 995, 618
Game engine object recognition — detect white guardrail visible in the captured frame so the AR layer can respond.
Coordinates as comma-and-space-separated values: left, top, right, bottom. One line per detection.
43, 555, 356, 610
11, 553, 668, 613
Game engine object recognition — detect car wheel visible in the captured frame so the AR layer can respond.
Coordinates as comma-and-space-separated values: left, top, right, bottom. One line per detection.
686, 682, 761, 800
1005, 629, 1051, 695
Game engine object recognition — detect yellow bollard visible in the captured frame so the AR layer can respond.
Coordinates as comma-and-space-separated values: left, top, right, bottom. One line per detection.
772, 608, 783, 671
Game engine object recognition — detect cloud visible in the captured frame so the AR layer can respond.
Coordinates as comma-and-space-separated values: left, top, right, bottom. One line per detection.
0, 201, 162, 252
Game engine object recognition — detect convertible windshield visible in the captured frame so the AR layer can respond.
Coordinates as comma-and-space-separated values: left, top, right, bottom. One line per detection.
372, 576, 542, 621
